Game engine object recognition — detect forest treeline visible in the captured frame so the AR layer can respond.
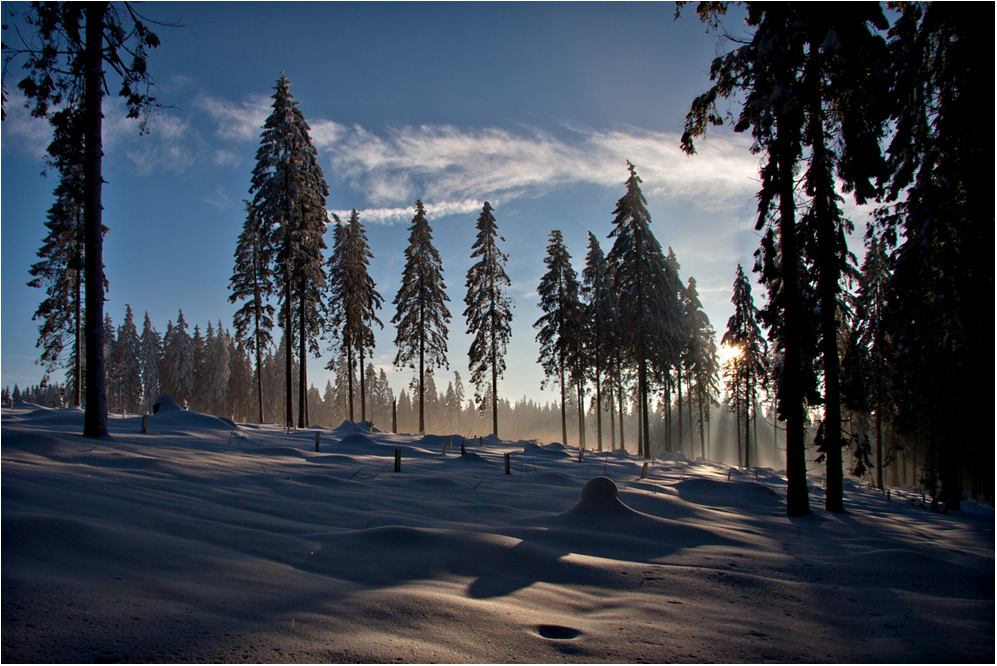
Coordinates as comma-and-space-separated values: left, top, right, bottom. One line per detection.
4, 2, 989, 515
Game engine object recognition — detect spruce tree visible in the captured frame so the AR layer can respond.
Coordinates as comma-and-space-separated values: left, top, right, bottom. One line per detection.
879, 3, 988, 507
116, 305, 142, 415
103, 315, 119, 412
8, 2, 161, 437
606, 163, 682, 458
534, 230, 583, 448
392, 200, 452, 435
162, 311, 193, 409
139, 311, 161, 413
463, 202, 514, 437
249, 72, 329, 429
856, 232, 894, 490
581, 232, 616, 452
683, 4, 810, 515
230, 201, 275, 423
721, 265, 767, 469
327, 211, 382, 422
684, 277, 720, 460
26, 160, 86, 406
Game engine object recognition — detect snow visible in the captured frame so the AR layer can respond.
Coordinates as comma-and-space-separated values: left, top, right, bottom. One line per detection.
2, 401, 993, 663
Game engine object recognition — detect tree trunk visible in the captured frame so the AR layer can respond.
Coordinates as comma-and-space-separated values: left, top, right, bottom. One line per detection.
72, 244, 83, 407
875, 409, 883, 490
778, 137, 810, 517
677, 366, 684, 452
82, 2, 109, 438
812, 107, 844, 514
360, 346, 367, 422
418, 302, 425, 435
617, 366, 625, 452
559, 359, 567, 445
347, 343, 354, 422
283, 274, 293, 429
576, 371, 585, 451
595, 370, 603, 452
298, 279, 308, 428
639, 357, 650, 459
744, 372, 751, 469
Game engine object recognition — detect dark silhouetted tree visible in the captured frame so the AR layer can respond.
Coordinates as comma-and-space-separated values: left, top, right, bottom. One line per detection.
392, 200, 451, 435
463, 202, 513, 437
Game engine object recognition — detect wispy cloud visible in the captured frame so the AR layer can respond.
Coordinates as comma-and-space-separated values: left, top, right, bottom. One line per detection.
196, 93, 272, 143
196, 92, 763, 224
319, 122, 760, 222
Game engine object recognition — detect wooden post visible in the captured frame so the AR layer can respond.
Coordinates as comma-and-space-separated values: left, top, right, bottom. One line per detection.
578, 447, 584, 463
442, 440, 447, 455
315, 432, 320, 452
460, 442, 466, 456
504, 452, 510, 475
392, 399, 397, 433
394, 449, 401, 473
639, 462, 648, 479
141, 414, 148, 433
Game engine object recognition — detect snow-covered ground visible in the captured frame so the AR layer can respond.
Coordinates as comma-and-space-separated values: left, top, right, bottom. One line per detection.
3, 400, 993, 663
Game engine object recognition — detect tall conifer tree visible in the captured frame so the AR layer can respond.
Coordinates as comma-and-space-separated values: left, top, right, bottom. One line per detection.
8, 2, 161, 436
607, 163, 682, 458
534, 230, 583, 447
392, 200, 452, 435
463, 202, 513, 437
230, 201, 275, 423
327, 211, 382, 422
249, 72, 328, 429
581, 232, 617, 452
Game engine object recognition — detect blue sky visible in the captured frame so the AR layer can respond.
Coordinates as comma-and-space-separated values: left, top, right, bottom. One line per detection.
2, 2, 850, 406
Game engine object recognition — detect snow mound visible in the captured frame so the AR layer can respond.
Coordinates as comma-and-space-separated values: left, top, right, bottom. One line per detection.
557, 477, 637, 522
152, 394, 181, 413
675, 477, 782, 511
333, 420, 377, 434
522, 441, 570, 457
417, 434, 465, 451
337, 433, 375, 449
146, 402, 238, 434
545, 441, 567, 451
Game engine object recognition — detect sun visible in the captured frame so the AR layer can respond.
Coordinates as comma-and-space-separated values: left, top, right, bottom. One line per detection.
719, 342, 743, 365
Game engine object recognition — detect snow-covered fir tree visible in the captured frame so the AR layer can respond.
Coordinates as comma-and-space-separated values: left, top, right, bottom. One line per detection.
249, 72, 329, 429
392, 200, 452, 435
683, 277, 720, 460
115, 305, 142, 414
162, 311, 194, 409
581, 232, 618, 452
230, 200, 276, 423
463, 202, 513, 437
326, 211, 382, 422
139, 312, 161, 413
26, 160, 86, 406
721, 265, 767, 469
606, 162, 682, 458
534, 230, 584, 448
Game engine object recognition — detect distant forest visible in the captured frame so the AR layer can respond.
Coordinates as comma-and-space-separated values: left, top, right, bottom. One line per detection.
4, 2, 987, 515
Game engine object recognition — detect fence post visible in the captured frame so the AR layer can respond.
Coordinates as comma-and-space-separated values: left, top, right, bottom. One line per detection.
141, 414, 148, 433
639, 462, 648, 479
504, 452, 511, 475
315, 432, 320, 452
394, 449, 401, 473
